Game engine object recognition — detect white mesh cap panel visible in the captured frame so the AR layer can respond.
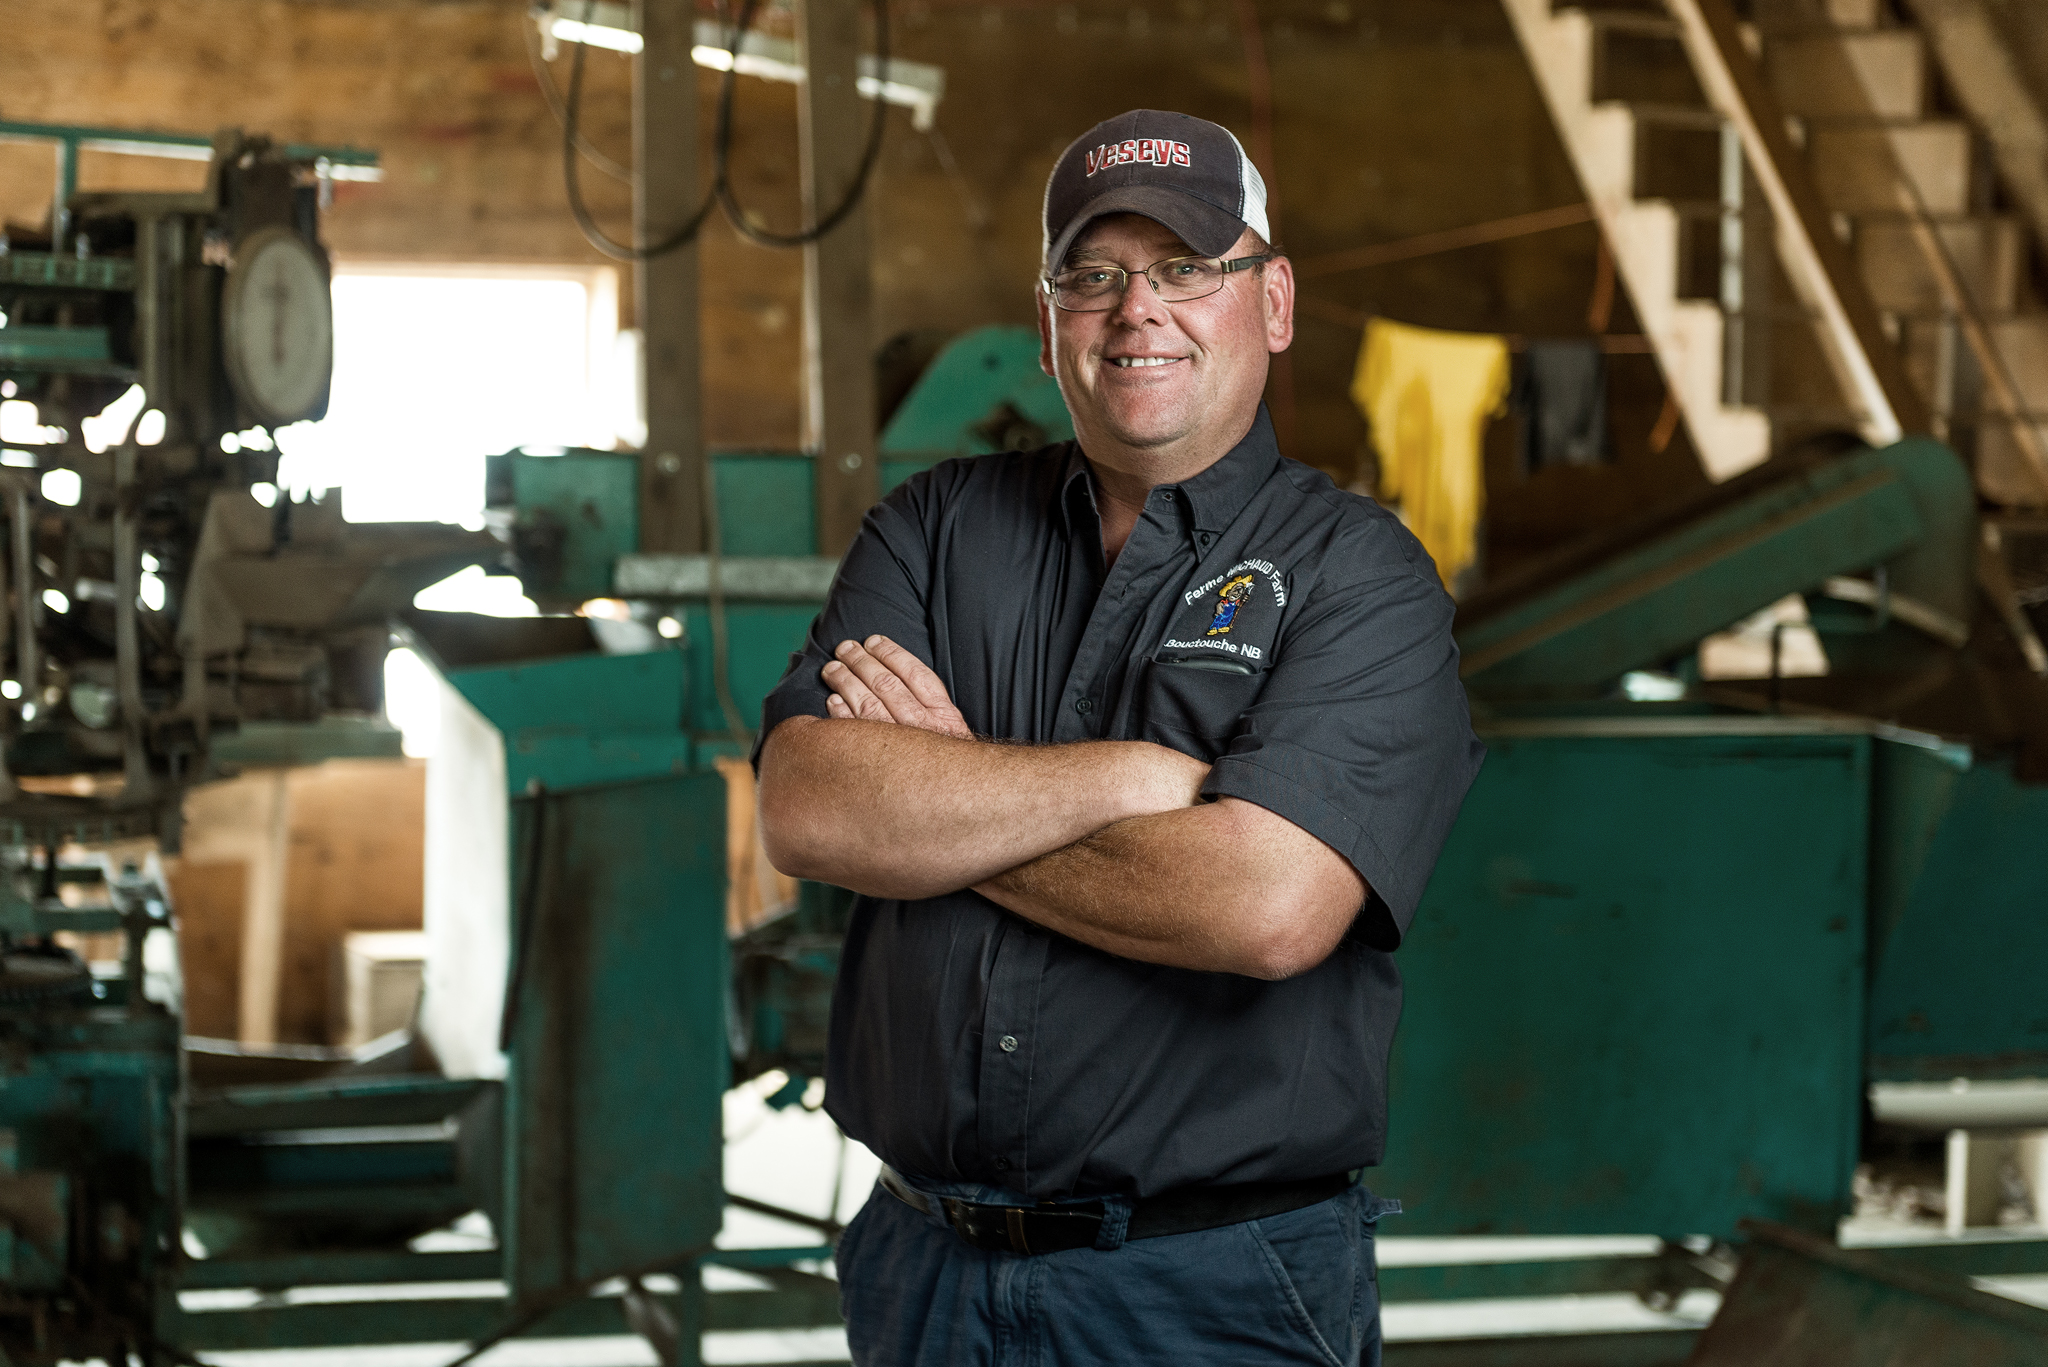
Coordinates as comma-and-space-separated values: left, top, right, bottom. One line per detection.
1221, 128, 1272, 243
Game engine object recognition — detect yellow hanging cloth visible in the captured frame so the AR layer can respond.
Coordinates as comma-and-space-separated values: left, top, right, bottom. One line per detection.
1350, 318, 1511, 589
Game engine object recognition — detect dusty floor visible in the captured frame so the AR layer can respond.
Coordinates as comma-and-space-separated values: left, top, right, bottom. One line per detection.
154, 1075, 2048, 1365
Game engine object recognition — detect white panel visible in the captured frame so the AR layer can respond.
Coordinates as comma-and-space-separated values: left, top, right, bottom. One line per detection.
419, 677, 509, 1081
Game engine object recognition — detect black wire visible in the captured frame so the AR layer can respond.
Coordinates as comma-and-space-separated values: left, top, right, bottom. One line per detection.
497, 783, 549, 1052
712, 0, 892, 248
554, 0, 892, 260
560, 0, 718, 261
526, 7, 631, 182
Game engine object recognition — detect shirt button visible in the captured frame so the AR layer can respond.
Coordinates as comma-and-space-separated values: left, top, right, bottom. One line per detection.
995, 1156, 1011, 1171
999, 1034, 1019, 1053
1074, 699, 1093, 715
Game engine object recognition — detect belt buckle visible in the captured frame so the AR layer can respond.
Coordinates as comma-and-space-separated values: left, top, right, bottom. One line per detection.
941, 1197, 1034, 1255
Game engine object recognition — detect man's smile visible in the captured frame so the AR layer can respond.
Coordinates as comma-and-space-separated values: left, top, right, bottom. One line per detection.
1107, 355, 1187, 368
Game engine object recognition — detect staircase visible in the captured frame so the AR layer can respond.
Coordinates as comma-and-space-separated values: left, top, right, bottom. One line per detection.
1503, 0, 2048, 506
1501, 0, 1774, 480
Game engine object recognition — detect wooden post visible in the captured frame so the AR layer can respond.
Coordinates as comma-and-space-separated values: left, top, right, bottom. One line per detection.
237, 769, 292, 1047
634, 0, 705, 554
796, 0, 879, 557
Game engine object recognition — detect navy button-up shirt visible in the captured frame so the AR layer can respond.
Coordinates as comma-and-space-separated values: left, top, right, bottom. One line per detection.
758, 408, 1483, 1198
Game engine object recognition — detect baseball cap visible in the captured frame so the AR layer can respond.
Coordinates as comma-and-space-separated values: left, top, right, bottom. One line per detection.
1042, 110, 1272, 273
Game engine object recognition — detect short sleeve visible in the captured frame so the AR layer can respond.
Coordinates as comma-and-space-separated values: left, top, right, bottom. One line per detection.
750, 474, 944, 769
1200, 561, 1484, 949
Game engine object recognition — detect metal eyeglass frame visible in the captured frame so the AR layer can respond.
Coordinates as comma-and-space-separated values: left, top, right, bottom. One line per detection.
1042, 252, 1276, 312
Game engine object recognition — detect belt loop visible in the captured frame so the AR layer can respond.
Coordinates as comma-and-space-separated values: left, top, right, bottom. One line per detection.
1092, 1195, 1132, 1251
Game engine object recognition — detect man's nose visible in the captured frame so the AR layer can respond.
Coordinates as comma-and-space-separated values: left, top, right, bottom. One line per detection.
1107, 269, 1170, 327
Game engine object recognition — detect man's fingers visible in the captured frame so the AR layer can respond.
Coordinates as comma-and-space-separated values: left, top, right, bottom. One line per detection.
826, 638, 972, 738
822, 658, 894, 723
833, 641, 930, 723
825, 693, 853, 718
861, 635, 957, 711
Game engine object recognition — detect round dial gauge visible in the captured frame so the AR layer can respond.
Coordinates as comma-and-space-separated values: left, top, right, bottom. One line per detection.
222, 226, 334, 426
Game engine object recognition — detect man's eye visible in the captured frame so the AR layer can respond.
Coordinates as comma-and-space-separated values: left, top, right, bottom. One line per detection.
1167, 261, 1204, 277
1076, 271, 1116, 287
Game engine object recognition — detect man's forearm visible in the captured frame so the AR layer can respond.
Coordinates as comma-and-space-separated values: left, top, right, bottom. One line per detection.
975, 797, 1367, 980
757, 716, 1205, 899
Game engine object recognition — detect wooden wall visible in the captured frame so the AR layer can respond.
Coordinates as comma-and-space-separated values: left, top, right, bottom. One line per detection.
171, 759, 425, 1045
4, 0, 1708, 560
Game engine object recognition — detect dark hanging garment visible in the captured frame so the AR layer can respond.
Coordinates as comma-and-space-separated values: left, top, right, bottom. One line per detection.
1514, 339, 1610, 472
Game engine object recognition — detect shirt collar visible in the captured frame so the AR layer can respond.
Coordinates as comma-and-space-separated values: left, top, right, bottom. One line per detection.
1058, 404, 1282, 536
1174, 404, 1282, 532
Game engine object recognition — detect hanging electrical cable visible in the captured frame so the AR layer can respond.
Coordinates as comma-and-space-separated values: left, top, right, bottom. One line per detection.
552, 0, 893, 261
524, 7, 631, 183
559, 0, 718, 261
711, 0, 892, 248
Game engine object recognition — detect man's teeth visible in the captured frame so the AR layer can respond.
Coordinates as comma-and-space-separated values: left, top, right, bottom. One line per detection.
1112, 356, 1178, 368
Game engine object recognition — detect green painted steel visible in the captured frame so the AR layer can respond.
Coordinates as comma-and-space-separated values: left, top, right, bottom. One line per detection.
0, 325, 119, 372
0, 252, 134, 291
500, 773, 727, 1306
441, 649, 693, 793
1868, 747, 2048, 1081
172, 1280, 834, 1350
1382, 1331, 1697, 1367
184, 1075, 488, 1137
877, 324, 1074, 457
492, 439, 1037, 602
178, 1248, 502, 1290
1377, 1250, 1718, 1302
1380, 721, 1869, 1238
715, 454, 816, 555
0, 119, 380, 171
188, 1136, 457, 1196
0, 1009, 180, 1306
1689, 1221, 2048, 1363
489, 449, 641, 601
1457, 439, 1974, 696
673, 603, 820, 738
208, 717, 406, 766
1858, 1234, 2048, 1281
883, 456, 943, 493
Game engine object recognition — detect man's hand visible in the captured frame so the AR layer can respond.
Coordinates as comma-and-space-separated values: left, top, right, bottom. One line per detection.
758, 633, 1212, 900
822, 635, 973, 739
819, 634, 1208, 810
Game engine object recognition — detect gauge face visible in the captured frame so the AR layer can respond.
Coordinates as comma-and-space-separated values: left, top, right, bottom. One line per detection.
222, 227, 334, 426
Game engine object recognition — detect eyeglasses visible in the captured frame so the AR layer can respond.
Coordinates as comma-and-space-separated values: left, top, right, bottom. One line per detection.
1043, 253, 1275, 312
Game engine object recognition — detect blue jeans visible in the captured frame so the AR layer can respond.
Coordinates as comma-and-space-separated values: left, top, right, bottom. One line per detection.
835, 1174, 1397, 1367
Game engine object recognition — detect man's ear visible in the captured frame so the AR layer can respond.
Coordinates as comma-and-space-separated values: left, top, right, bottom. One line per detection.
1037, 288, 1057, 378
1264, 256, 1296, 355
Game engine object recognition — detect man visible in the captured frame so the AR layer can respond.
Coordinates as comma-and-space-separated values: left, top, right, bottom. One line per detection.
754, 109, 1483, 1366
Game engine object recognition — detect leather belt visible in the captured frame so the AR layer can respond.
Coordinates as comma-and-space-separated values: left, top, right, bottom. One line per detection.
878, 1164, 1353, 1257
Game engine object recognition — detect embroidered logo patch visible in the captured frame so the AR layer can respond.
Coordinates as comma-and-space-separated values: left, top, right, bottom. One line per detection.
1205, 575, 1256, 635
1083, 138, 1193, 177
1165, 558, 1287, 663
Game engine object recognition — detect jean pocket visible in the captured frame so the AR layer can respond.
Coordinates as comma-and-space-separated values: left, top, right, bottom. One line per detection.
1246, 1196, 1362, 1367
833, 1191, 883, 1349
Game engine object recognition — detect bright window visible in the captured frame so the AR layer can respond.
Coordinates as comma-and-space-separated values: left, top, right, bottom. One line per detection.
276, 263, 622, 525
276, 263, 623, 757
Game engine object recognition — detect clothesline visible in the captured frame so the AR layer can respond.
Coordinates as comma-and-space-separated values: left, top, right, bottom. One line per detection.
1292, 203, 1597, 280
1293, 294, 1653, 352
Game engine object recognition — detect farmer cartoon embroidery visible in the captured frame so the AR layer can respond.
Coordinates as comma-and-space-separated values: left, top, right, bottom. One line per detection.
1206, 575, 1256, 636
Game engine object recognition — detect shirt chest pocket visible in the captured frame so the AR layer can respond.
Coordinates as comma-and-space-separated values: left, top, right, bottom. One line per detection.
1139, 655, 1269, 761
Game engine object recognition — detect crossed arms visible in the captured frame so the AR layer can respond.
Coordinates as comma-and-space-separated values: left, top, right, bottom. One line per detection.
755, 635, 1368, 980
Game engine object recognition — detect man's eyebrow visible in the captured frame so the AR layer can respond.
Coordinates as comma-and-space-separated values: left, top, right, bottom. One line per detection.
1062, 241, 1197, 270
1061, 247, 1120, 269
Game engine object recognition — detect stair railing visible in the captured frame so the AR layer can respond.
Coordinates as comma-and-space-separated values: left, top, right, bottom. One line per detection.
1665, 0, 1930, 447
